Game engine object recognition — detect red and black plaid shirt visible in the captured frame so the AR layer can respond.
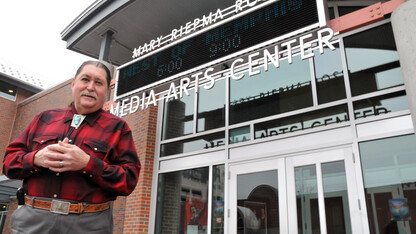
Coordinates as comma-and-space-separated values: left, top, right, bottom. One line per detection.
3, 106, 141, 203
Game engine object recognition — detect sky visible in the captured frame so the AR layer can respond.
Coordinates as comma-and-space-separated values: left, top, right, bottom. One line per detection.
0, 0, 97, 89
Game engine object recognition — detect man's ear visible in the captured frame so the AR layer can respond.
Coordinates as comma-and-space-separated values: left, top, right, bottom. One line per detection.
71, 78, 75, 88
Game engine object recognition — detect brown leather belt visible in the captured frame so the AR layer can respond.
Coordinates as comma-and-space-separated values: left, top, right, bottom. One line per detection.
25, 197, 110, 215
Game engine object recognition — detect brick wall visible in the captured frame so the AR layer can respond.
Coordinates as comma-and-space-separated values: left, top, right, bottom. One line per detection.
0, 88, 35, 173
120, 104, 157, 233
0, 98, 17, 171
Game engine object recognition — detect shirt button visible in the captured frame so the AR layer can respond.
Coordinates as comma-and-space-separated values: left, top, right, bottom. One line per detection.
53, 194, 57, 198
30, 171, 34, 173
69, 139, 73, 143
83, 171, 87, 174
94, 148, 98, 151
89, 175, 93, 178
56, 173, 60, 176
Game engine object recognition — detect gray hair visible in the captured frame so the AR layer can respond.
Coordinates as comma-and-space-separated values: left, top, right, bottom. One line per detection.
75, 60, 112, 87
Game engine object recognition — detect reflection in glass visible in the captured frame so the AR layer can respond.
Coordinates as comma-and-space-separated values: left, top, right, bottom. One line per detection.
353, 91, 408, 119
160, 132, 225, 157
198, 79, 226, 132
254, 105, 349, 139
230, 126, 251, 145
295, 165, 320, 234
230, 55, 312, 124
237, 170, 279, 234
328, 7, 335, 20
314, 43, 346, 104
360, 135, 416, 234
155, 167, 209, 234
212, 165, 225, 234
344, 23, 404, 96
322, 161, 352, 234
162, 92, 195, 140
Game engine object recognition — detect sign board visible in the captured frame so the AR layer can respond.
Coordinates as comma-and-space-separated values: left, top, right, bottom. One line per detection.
115, 0, 328, 99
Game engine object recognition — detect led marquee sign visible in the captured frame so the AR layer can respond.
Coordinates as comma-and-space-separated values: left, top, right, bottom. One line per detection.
116, 0, 326, 99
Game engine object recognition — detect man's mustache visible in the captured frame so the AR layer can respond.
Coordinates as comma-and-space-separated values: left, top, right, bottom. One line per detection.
80, 91, 98, 99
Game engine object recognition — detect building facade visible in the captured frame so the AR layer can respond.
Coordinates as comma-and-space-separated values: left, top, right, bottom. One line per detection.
2, 0, 416, 233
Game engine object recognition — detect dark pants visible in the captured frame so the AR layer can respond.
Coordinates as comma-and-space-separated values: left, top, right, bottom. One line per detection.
11, 205, 113, 234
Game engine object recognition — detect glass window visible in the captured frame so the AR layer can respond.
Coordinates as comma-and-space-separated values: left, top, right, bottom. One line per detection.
344, 23, 404, 97
198, 79, 225, 132
237, 170, 279, 234
254, 105, 349, 139
155, 167, 209, 234
353, 91, 409, 119
328, 7, 335, 20
314, 43, 346, 104
322, 161, 352, 233
160, 132, 225, 157
0, 80, 17, 100
230, 55, 313, 125
359, 135, 416, 234
162, 92, 195, 140
230, 126, 251, 145
212, 165, 225, 234
295, 165, 321, 233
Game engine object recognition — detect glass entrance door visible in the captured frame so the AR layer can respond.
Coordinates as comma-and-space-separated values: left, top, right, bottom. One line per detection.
229, 148, 365, 233
286, 148, 362, 234
229, 158, 287, 233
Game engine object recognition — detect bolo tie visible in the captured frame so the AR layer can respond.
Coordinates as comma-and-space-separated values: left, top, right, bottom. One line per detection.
62, 114, 86, 142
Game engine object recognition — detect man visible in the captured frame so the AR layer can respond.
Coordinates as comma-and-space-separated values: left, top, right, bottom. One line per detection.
3, 60, 141, 233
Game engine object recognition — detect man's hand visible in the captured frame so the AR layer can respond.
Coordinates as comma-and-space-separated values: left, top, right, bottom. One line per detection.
33, 138, 90, 172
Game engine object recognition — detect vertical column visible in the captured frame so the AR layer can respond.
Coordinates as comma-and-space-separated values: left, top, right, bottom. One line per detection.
99, 30, 115, 62
391, 0, 416, 131
122, 105, 158, 233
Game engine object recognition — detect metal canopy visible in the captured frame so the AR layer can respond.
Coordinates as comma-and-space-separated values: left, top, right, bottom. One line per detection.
61, 0, 237, 66
61, 0, 380, 67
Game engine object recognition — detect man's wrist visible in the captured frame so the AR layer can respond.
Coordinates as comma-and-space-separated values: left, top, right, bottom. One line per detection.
29, 151, 42, 172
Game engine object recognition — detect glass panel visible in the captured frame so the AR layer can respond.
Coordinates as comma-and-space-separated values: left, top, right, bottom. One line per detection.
212, 165, 225, 234
353, 91, 408, 119
230, 55, 312, 125
314, 43, 346, 104
198, 79, 225, 132
360, 135, 416, 234
160, 132, 225, 157
155, 167, 209, 234
230, 126, 251, 145
162, 92, 195, 140
322, 161, 352, 234
254, 105, 349, 139
344, 23, 404, 96
328, 7, 335, 20
0, 79, 17, 100
237, 170, 279, 234
295, 165, 321, 234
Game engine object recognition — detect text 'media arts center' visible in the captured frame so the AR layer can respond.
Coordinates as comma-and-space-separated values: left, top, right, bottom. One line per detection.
1, 0, 416, 233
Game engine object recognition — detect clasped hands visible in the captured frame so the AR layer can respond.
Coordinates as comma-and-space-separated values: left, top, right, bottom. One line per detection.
33, 138, 90, 172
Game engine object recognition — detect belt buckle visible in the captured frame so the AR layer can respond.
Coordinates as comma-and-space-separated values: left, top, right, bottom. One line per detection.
50, 200, 70, 215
